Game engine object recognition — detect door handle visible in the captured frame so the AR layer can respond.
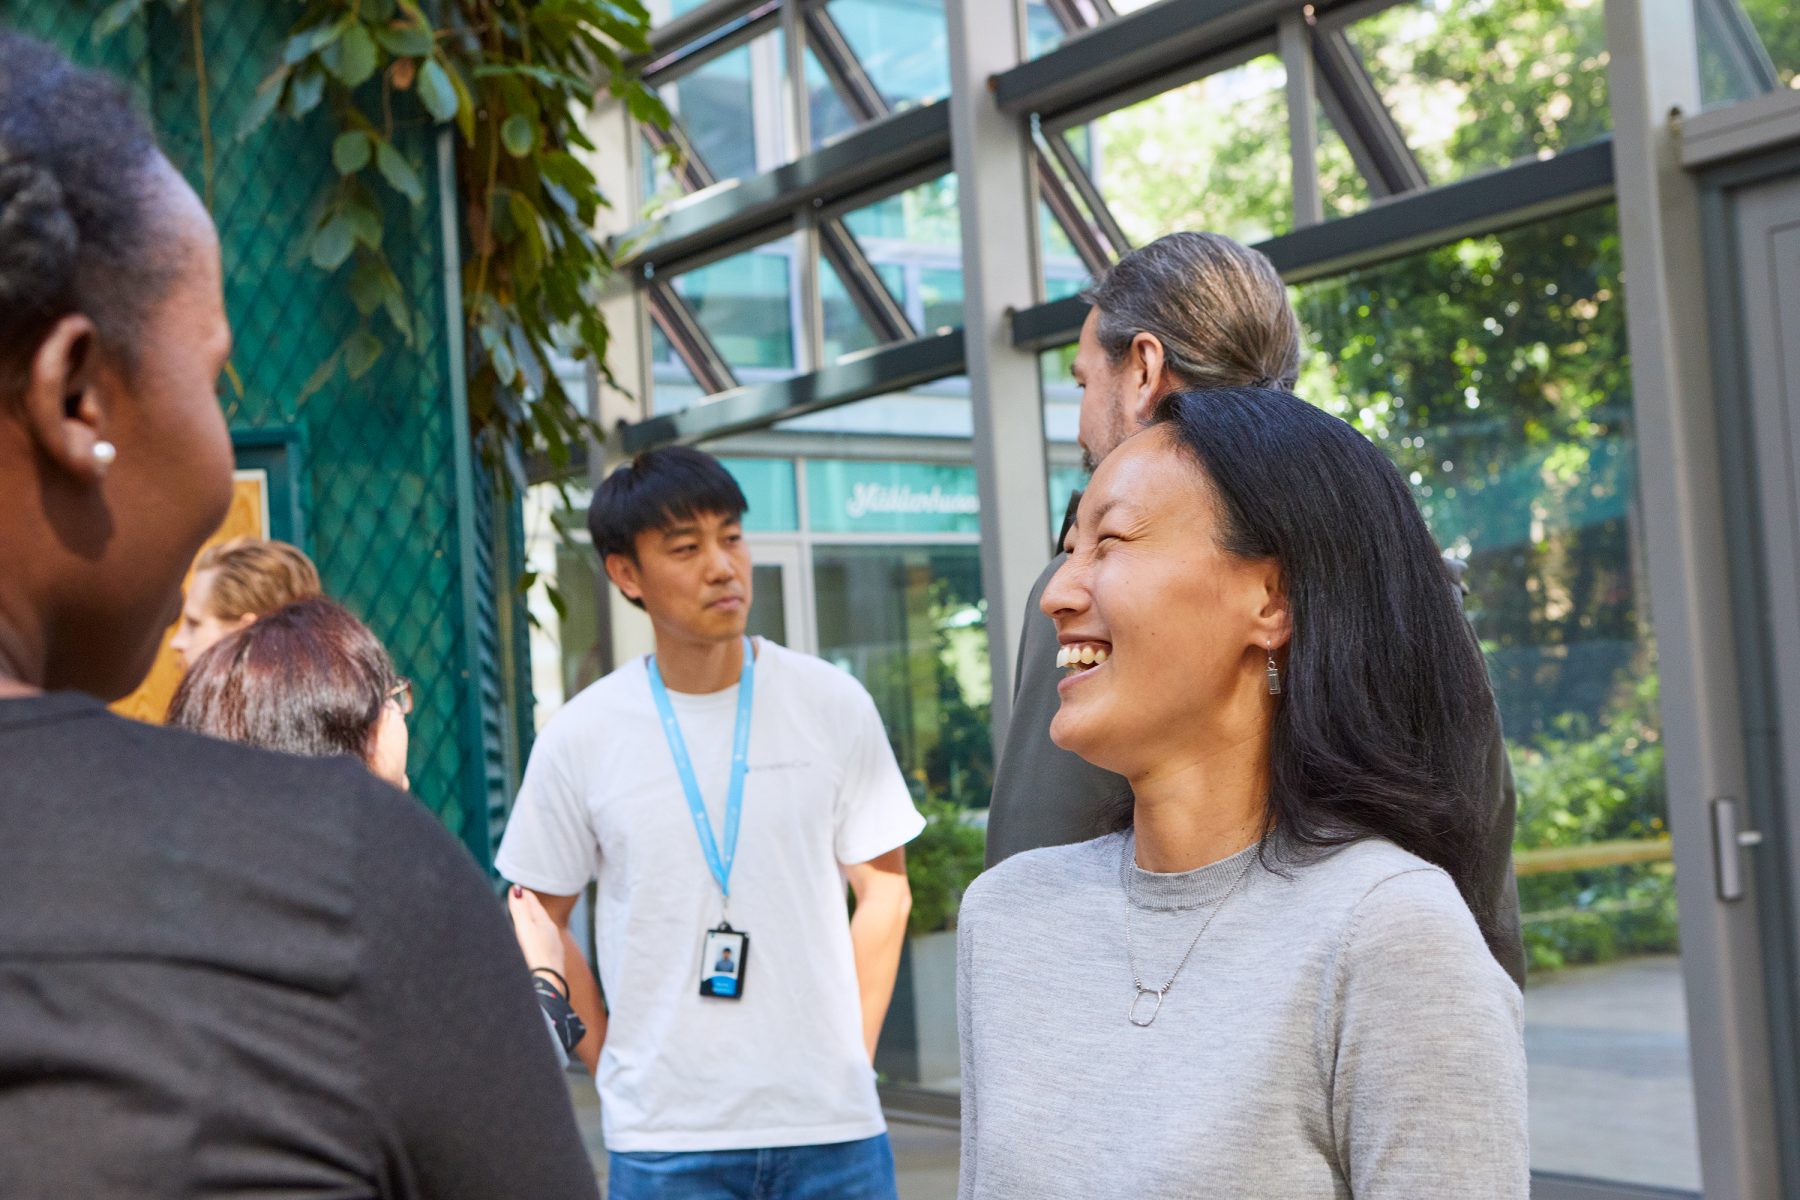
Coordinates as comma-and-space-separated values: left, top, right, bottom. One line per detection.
1712, 796, 1763, 902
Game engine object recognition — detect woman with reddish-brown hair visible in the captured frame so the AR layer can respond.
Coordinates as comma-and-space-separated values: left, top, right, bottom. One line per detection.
167, 595, 412, 789
166, 596, 590, 1062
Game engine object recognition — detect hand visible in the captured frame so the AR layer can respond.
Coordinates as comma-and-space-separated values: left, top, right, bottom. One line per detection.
508, 884, 566, 978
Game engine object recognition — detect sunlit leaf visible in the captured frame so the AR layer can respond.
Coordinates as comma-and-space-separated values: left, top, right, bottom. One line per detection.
417, 58, 460, 122
375, 139, 426, 205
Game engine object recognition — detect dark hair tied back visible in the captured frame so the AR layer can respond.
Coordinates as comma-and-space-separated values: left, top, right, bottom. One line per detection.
0, 32, 170, 383
1149, 386, 1502, 950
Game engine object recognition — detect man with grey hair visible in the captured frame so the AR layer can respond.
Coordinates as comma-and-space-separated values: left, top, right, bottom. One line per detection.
983, 231, 1526, 986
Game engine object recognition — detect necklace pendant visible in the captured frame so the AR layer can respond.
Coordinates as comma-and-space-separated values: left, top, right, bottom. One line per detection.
1129, 986, 1164, 1027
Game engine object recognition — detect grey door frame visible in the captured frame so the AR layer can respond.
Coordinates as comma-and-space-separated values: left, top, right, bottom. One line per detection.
1697, 137, 1800, 1199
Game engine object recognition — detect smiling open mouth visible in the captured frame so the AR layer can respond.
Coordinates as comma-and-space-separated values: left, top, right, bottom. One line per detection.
1056, 642, 1110, 675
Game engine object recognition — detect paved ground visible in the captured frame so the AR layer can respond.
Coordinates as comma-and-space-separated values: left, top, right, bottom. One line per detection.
1522, 955, 1701, 1191
567, 955, 1701, 1197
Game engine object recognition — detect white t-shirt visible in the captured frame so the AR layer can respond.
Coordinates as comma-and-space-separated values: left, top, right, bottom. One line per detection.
495, 639, 925, 1152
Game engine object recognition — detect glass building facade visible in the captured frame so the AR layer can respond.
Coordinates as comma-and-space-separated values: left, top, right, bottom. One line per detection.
526, 2, 1800, 1195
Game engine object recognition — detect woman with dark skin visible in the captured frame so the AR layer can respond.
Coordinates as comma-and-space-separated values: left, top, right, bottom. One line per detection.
0, 32, 596, 1198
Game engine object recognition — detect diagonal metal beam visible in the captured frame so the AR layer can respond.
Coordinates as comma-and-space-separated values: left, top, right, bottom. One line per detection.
1043, 0, 1119, 32
1039, 127, 1131, 259
1034, 146, 1115, 277
646, 280, 740, 396
1310, 24, 1428, 197
819, 217, 916, 342
810, 1, 1123, 281
805, 6, 887, 122
643, 1, 781, 85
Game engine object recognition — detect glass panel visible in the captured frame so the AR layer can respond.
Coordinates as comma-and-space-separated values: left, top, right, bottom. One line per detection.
1040, 199, 1091, 302
650, 29, 789, 199
1024, 0, 1167, 58
1039, 343, 1084, 534
805, 459, 981, 535
669, 235, 800, 378
1697, 0, 1800, 107
648, 318, 709, 415
816, 538, 988, 1093
1338, 0, 1609, 188
840, 173, 962, 337
824, 0, 950, 112
746, 564, 789, 646
648, 0, 713, 27
805, 47, 862, 149
1292, 204, 1700, 1192
1318, 107, 1373, 221
820, 257, 884, 362
1065, 53, 1292, 249
718, 456, 800, 532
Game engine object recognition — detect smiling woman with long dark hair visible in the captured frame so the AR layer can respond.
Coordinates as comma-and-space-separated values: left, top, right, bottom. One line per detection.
955, 386, 1528, 1199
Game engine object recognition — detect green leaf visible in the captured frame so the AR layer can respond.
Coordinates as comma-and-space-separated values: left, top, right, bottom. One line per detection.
325, 25, 379, 88
375, 140, 426, 205
332, 131, 372, 175
345, 330, 384, 380
374, 22, 434, 58
416, 59, 459, 122
500, 114, 536, 158
287, 67, 326, 118
310, 214, 356, 270
348, 260, 388, 316
298, 348, 343, 403
282, 20, 345, 66
489, 340, 518, 387
343, 196, 384, 248
95, 0, 150, 39
236, 68, 288, 141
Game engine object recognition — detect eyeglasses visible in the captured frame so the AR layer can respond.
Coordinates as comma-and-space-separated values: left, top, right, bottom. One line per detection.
387, 678, 414, 716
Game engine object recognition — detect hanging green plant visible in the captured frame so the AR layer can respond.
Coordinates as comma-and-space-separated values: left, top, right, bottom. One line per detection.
100, 0, 669, 482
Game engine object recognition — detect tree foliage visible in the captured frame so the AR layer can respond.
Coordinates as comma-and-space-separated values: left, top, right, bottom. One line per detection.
103, 0, 670, 479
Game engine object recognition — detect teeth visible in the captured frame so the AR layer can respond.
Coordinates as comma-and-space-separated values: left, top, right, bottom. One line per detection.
1057, 643, 1110, 671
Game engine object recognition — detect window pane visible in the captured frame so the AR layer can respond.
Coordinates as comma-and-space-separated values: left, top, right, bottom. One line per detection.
1024, 0, 1166, 58
820, 257, 884, 363
663, 41, 760, 183
1697, 0, 1800, 106
841, 173, 963, 337
648, 319, 708, 415
650, 29, 790, 196
670, 236, 799, 376
824, 0, 950, 111
1039, 199, 1091, 302
648, 0, 713, 27
1067, 53, 1292, 249
1039, 343, 1084, 534
1292, 205, 1700, 1191
1338, 0, 1610, 187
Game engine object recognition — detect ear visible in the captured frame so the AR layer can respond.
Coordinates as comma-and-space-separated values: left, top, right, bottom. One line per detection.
603, 551, 644, 604
20, 314, 112, 483
1248, 558, 1291, 653
1126, 331, 1168, 426
227, 612, 258, 635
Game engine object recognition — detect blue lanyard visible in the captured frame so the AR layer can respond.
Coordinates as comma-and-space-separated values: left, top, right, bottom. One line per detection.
646, 636, 755, 902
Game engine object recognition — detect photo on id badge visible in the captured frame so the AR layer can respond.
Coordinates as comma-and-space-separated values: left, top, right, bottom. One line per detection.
701, 926, 749, 999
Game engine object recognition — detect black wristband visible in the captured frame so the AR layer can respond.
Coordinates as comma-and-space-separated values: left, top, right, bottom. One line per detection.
530, 966, 570, 998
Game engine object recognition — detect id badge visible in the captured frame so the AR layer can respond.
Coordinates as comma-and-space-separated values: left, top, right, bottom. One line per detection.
699, 922, 749, 1000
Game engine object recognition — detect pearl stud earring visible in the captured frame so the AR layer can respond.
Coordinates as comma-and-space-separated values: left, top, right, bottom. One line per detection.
92, 440, 117, 471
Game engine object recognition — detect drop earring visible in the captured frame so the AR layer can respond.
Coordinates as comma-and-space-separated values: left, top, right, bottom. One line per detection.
1266, 641, 1281, 696
92, 440, 117, 473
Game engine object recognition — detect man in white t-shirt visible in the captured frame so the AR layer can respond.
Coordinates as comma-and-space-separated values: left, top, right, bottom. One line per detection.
497, 445, 923, 1199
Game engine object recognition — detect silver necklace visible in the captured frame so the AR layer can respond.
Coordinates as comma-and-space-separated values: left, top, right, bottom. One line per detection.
1122, 833, 1260, 1027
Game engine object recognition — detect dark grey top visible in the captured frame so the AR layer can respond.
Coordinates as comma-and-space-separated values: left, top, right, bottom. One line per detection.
985, 553, 1527, 987
0, 693, 598, 1199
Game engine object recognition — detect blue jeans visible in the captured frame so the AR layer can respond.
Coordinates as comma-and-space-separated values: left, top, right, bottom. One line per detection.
607, 1133, 898, 1200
